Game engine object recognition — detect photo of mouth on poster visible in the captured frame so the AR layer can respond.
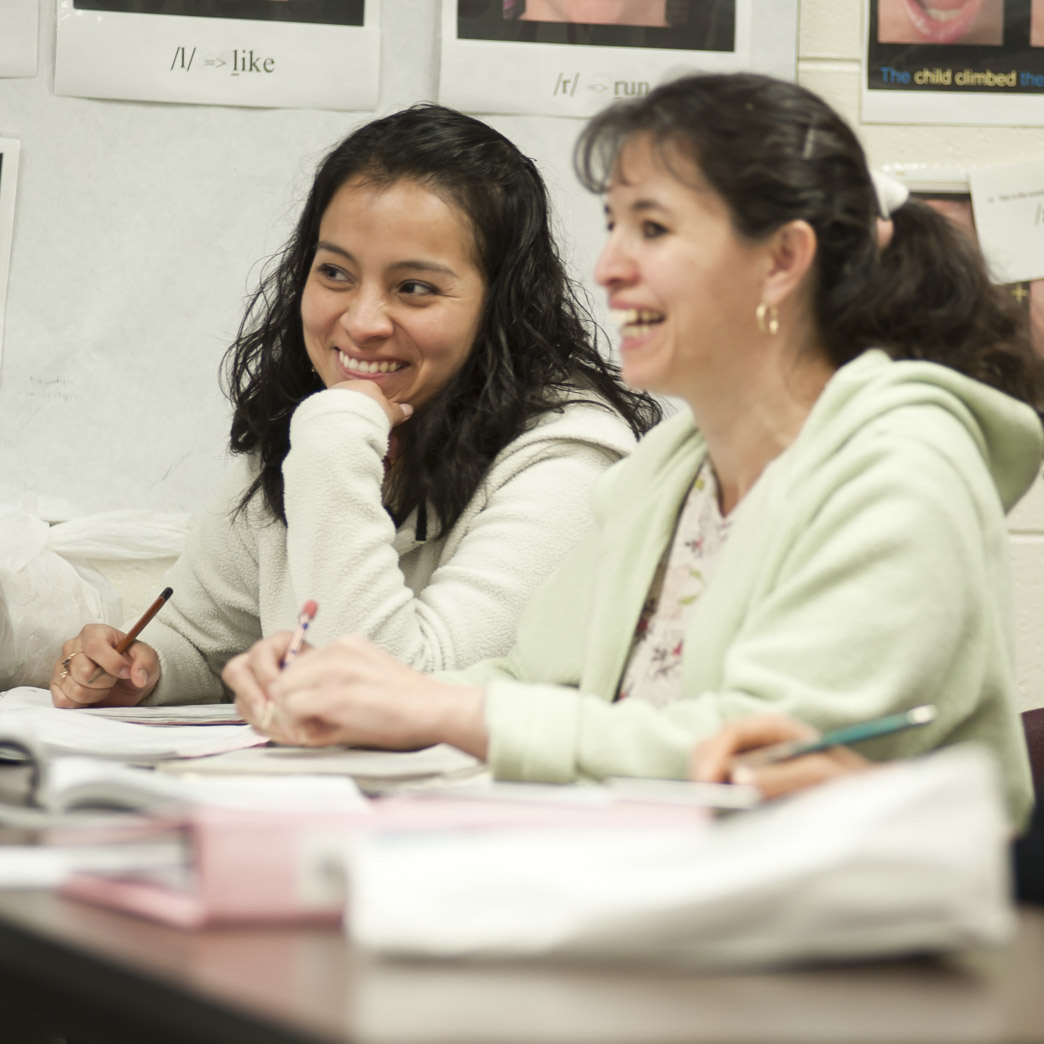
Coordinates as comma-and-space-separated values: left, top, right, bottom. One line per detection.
510, 0, 676, 27
70, 0, 364, 25
458, 0, 735, 51
877, 0, 1004, 46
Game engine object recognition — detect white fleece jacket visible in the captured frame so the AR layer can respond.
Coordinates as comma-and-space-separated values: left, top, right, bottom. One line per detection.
143, 389, 636, 705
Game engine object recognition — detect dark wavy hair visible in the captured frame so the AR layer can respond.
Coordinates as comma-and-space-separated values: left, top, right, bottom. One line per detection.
222, 104, 661, 533
575, 73, 1044, 422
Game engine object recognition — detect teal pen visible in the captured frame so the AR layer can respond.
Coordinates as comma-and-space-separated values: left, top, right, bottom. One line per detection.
732, 704, 938, 770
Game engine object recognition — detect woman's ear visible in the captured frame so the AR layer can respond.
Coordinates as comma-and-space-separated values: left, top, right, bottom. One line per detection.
762, 220, 817, 307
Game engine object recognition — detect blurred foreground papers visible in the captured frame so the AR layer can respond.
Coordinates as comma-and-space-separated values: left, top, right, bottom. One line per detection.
348, 745, 1015, 969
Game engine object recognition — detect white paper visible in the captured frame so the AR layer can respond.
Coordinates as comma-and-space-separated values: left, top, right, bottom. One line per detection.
970, 159, 1044, 285
156, 741, 485, 782
0, 704, 267, 760
0, 140, 19, 369
54, 0, 380, 111
348, 745, 1015, 968
41, 756, 367, 813
1, 686, 244, 722
0, 842, 184, 889
862, 0, 1044, 126
440, 0, 798, 118
0, 0, 39, 77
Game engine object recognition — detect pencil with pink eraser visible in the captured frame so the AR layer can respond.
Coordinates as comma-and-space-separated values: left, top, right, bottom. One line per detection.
281, 599, 318, 669
259, 599, 317, 732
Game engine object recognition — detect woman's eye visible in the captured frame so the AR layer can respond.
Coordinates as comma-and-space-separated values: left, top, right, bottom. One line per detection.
316, 263, 348, 281
400, 280, 436, 297
642, 221, 668, 239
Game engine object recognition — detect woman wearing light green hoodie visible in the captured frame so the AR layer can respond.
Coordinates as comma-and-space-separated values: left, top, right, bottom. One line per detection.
225, 73, 1044, 828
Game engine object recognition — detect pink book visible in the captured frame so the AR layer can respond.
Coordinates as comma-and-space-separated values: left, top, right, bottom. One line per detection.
60, 790, 716, 928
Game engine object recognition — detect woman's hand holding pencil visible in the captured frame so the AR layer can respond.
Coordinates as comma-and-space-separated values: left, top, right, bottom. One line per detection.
225, 599, 317, 738
689, 705, 937, 799
689, 714, 873, 800
50, 587, 172, 709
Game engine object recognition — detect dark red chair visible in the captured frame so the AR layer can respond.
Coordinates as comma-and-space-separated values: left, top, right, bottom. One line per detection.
1022, 707, 1044, 794
1017, 709, 1044, 903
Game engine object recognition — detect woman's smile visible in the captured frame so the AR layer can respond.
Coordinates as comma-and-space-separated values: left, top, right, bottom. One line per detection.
902, 0, 986, 43
337, 351, 406, 377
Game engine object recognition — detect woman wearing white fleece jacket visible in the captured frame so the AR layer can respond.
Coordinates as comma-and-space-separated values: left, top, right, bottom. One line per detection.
137, 389, 635, 705
50, 105, 658, 708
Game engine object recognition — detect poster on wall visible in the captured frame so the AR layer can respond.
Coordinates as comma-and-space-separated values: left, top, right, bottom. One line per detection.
862, 0, 1044, 124
885, 163, 1044, 354
0, 140, 21, 366
440, 0, 799, 118
0, 0, 39, 77
54, 0, 379, 110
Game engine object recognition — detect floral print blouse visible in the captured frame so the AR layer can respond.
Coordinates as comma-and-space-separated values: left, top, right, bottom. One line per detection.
616, 460, 733, 707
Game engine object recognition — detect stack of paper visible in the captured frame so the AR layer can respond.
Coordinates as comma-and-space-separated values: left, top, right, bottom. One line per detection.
345, 745, 1015, 969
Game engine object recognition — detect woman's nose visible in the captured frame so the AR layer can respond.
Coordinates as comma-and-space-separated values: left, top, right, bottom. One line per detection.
594, 231, 635, 289
339, 288, 394, 342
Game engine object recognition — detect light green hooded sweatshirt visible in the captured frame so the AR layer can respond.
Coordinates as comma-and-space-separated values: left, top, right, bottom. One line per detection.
445, 350, 1044, 828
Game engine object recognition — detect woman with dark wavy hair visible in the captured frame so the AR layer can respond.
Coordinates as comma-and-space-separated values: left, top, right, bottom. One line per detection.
225, 74, 1042, 827
50, 104, 659, 708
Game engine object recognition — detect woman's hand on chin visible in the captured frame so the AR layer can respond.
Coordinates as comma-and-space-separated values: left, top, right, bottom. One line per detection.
253, 634, 488, 758
331, 379, 413, 429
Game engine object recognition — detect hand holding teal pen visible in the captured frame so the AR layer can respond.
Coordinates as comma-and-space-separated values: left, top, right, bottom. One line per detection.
731, 705, 939, 771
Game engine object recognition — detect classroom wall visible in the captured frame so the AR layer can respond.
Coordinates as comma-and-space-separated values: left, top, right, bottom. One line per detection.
3, 0, 1044, 710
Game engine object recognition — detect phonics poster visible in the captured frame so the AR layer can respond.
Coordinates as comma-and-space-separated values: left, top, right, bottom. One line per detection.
54, 0, 379, 109
441, 0, 799, 117
863, 0, 1044, 124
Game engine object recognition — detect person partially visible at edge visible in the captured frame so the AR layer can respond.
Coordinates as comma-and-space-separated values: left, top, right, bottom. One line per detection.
49, 104, 660, 708
225, 74, 1044, 829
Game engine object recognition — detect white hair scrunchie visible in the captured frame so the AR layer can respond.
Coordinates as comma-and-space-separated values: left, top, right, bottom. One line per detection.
870, 170, 910, 219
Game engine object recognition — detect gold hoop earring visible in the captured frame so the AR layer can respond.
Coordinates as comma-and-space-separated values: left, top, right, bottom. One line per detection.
755, 302, 779, 336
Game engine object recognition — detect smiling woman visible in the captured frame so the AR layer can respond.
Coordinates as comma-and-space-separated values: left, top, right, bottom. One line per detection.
49, 105, 660, 710
224, 74, 1044, 831
877, 0, 1005, 45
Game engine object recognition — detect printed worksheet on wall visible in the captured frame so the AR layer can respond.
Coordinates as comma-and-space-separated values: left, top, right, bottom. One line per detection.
440, 0, 798, 117
53, 0, 380, 110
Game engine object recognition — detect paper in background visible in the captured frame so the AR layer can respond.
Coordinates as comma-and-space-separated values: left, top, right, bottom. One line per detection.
0, 0, 39, 78
0, 140, 19, 368
54, 0, 380, 110
969, 159, 1044, 286
440, 0, 798, 118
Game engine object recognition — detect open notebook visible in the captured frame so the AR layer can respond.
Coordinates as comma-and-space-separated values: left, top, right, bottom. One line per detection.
0, 688, 266, 761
